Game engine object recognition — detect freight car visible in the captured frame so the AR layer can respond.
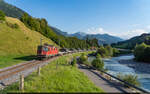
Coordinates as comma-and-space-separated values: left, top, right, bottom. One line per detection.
37, 43, 59, 59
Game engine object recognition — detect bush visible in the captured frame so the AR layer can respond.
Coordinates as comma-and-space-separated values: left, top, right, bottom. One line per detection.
79, 53, 87, 64
0, 10, 5, 21
105, 45, 113, 56
6, 22, 19, 29
13, 23, 19, 28
71, 58, 77, 67
117, 73, 140, 87
112, 48, 120, 56
97, 45, 118, 57
83, 60, 91, 66
96, 53, 101, 58
134, 43, 150, 62
92, 58, 104, 71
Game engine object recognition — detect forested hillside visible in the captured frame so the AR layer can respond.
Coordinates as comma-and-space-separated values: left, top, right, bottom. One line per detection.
0, 0, 99, 49
20, 13, 99, 49
0, 0, 26, 18
112, 33, 150, 49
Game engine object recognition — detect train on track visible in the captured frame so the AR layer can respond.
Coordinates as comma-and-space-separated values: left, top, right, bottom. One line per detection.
37, 43, 96, 60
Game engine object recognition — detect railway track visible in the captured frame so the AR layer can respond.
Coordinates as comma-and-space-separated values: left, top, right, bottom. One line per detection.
0, 51, 92, 89
0, 55, 59, 88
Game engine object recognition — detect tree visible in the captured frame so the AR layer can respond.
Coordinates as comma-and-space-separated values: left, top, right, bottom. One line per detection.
20, 13, 99, 49
105, 45, 113, 56
143, 47, 150, 62
134, 43, 147, 61
92, 58, 104, 70
0, 10, 5, 21
79, 53, 87, 64
112, 48, 120, 56
97, 46, 108, 57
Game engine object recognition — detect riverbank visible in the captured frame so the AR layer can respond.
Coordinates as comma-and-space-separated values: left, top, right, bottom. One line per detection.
78, 63, 133, 93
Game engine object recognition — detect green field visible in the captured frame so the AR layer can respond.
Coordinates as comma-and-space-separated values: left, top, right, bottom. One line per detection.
2, 52, 104, 93
0, 55, 37, 68
0, 17, 58, 68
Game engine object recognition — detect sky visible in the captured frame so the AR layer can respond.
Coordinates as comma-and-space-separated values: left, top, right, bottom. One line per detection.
5, 0, 150, 39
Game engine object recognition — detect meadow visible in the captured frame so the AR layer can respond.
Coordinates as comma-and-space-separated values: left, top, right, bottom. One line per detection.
0, 17, 57, 69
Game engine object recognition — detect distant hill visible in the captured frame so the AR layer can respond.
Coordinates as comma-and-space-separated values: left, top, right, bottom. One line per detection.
51, 29, 123, 45
0, 17, 57, 56
70, 32, 87, 39
50, 26, 69, 36
69, 32, 123, 45
0, 0, 26, 18
112, 33, 150, 49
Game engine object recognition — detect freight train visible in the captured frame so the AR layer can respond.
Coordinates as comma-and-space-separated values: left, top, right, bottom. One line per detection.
37, 43, 96, 60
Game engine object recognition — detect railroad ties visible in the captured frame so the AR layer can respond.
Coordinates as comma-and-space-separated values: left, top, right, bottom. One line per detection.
0, 56, 58, 90
0, 50, 92, 90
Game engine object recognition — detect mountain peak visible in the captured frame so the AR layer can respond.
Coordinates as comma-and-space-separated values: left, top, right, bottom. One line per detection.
75, 32, 87, 36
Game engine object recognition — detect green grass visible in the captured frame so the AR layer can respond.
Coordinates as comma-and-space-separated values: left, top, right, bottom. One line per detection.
0, 55, 23, 68
0, 55, 37, 69
2, 52, 104, 93
0, 17, 58, 68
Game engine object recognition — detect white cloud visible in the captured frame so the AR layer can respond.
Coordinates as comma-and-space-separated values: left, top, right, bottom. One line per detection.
86, 26, 150, 40
117, 29, 149, 39
87, 27, 114, 35
131, 24, 141, 27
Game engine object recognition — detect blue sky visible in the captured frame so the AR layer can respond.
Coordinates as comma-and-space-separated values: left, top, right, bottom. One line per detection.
5, 0, 150, 39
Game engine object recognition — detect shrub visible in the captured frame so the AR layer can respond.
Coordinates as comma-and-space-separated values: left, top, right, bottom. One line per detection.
97, 45, 116, 57
83, 60, 91, 67
143, 47, 150, 62
117, 73, 140, 87
96, 53, 101, 58
92, 58, 104, 71
112, 48, 120, 56
6, 22, 19, 29
0, 10, 5, 21
97, 46, 107, 57
105, 45, 113, 56
134, 43, 150, 62
79, 53, 87, 64
13, 23, 19, 28
71, 58, 77, 67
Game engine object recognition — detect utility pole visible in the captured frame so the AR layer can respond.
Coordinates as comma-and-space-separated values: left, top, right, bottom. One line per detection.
59, 39, 60, 47
40, 38, 43, 45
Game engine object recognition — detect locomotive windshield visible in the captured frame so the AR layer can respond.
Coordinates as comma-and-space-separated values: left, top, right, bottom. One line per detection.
43, 47, 48, 52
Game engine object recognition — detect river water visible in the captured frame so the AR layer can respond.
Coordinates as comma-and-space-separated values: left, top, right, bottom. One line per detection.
88, 55, 150, 92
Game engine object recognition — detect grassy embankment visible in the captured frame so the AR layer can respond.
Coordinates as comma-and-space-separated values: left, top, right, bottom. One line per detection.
2, 52, 104, 93
0, 17, 58, 68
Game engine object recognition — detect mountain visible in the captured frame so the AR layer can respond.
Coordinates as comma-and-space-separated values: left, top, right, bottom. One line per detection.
50, 26, 69, 36
70, 32, 87, 39
0, 0, 26, 18
69, 32, 123, 45
0, 17, 57, 56
84, 34, 123, 45
112, 33, 150, 49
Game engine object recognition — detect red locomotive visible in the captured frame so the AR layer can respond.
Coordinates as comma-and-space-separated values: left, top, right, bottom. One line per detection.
37, 43, 59, 59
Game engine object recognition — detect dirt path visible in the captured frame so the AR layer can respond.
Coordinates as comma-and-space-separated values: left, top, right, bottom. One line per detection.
78, 64, 134, 93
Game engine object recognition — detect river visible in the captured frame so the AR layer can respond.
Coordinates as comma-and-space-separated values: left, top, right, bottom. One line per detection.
88, 55, 150, 92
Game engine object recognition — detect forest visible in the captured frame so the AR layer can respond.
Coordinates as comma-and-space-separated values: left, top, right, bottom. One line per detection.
20, 13, 99, 49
